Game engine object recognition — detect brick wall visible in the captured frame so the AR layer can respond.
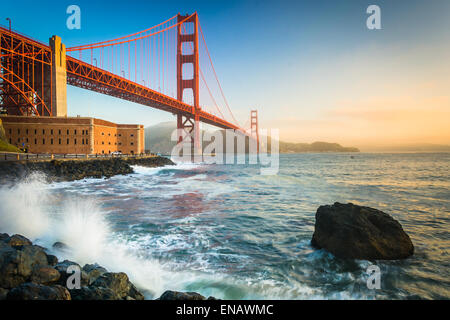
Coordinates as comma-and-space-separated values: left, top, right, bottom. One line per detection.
1, 116, 144, 155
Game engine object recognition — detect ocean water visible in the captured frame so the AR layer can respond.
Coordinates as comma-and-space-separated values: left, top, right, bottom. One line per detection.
0, 153, 449, 300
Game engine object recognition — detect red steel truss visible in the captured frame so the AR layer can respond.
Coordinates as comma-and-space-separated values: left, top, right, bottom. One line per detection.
0, 26, 52, 116
0, 25, 241, 132
66, 55, 240, 130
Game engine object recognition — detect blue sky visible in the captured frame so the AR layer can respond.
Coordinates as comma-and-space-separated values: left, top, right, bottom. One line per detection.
2, 0, 449, 148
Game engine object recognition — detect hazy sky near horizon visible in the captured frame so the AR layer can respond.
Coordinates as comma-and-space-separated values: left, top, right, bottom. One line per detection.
2, 0, 449, 148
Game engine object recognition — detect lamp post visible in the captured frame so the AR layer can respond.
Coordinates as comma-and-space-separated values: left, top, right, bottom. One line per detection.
93, 58, 97, 67
6, 18, 11, 32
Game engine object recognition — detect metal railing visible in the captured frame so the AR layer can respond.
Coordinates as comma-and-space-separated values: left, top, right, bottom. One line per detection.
0, 153, 157, 162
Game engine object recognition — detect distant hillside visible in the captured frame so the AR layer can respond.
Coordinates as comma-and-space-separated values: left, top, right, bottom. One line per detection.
279, 141, 359, 153
144, 122, 180, 155
145, 122, 360, 154
0, 119, 22, 153
363, 144, 450, 153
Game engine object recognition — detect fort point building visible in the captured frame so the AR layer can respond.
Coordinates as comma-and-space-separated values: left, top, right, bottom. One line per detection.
0, 116, 145, 155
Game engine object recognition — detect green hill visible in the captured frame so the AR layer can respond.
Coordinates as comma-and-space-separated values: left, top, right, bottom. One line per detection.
145, 122, 179, 155
279, 141, 359, 153
0, 119, 23, 153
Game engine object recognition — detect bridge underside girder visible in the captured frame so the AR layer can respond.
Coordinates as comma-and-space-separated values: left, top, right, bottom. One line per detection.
0, 27, 53, 116
66, 57, 240, 131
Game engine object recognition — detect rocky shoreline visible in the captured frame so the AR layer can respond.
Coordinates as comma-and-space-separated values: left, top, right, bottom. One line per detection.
0, 156, 174, 182
0, 233, 215, 301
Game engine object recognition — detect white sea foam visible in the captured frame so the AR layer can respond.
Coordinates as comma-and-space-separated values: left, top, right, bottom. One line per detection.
0, 173, 50, 239
0, 173, 232, 298
0, 166, 328, 300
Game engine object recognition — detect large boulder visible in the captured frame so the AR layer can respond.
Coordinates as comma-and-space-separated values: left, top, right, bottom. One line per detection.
46, 254, 58, 266
5, 234, 32, 248
0, 245, 48, 288
70, 286, 117, 300
52, 242, 69, 251
31, 266, 61, 285
311, 203, 414, 260
90, 272, 144, 300
6, 283, 71, 300
0, 288, 8, 300
82, 264, 108, 285
159, 291, 207, 301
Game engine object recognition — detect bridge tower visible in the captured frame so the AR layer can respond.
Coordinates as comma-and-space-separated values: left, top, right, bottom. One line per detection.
251, 110, 259, 153
49, 35, 68, 117
176, 12, 201, 159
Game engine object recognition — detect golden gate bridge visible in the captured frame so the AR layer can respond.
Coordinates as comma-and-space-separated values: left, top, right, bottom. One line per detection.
0, 12, 259, 154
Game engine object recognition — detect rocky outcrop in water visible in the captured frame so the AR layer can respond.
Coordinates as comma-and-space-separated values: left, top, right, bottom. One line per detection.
158, 290, 218, 301
311, 203, 414, 260
0, 156, 174, 182
121, 156, 175, 168
0, 234, 145, 300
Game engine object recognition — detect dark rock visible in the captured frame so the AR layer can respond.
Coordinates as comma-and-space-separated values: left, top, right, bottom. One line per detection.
46, 254, 58, 266
91, 272, 144, 300
6, 283, 71, 300
311, 203, 414, 260
0, 288, 8, 300
70, 286, 117, 300
0, 245, 48, 288
31, 266, 60, 285
5, 234, 32, 248
52, 242, 69, 251
159, 290, 206, 301
19, 245, 49, 263
0, 233, 10, 242
128, 283, 145, 300
54, 260, 80, 272
82, 264, 108, 285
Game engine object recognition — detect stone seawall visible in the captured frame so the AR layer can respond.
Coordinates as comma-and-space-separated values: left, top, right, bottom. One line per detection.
0, 156, 174, 182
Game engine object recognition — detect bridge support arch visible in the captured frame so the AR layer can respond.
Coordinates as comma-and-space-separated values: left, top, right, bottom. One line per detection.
251, 110, 260, 153
176, 13, 202, 160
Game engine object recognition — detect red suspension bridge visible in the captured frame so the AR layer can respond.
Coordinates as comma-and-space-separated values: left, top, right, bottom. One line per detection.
0, 12, 259, 154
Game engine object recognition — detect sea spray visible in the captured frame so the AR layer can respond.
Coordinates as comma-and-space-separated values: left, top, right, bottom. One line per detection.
0, 172, 224, 298
0, 172, 50, 238
51, 199, 110, 265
